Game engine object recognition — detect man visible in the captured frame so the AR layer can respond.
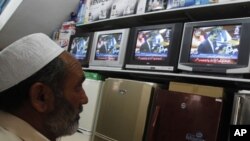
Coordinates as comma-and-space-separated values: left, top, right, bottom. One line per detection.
0, 33, 88, 141
97, 37, 108, 54
197, 29, 219, 54
140, 40, 151, 53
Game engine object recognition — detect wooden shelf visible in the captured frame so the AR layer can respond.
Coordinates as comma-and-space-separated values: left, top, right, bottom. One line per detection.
83, 67, 250, 84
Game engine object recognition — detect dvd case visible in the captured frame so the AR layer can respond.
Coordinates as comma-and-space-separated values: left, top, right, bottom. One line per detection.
53, 21, 76, 51
56, 29, 75, 51
145, 0, 168, 12
137, 0, 168, 14
83, 0, 91, 24
110, 0, 139, 18
76, 0, 86, 25
136, 0, 147, 14
167, 0, 217, 9
88, 0, 113, 22
167, 0, 195, 9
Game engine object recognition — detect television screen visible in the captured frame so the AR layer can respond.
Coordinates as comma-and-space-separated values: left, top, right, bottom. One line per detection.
134, 28, 172, 61
126, 23, 183, 71
94, 33, 123, 61
70, 36, 90, 60
89, 28, 130, 69
68, 33, 93, 67
178, 17, 250, 74
189, 25, 241, 65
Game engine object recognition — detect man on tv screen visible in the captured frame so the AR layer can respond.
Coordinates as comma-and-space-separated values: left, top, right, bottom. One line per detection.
197, 27, 236, 55
197, 29, 220, 54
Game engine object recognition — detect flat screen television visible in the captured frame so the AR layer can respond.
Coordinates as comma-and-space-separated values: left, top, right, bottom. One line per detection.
89, 28, 130, 69
178, 17, 250, 74
125, 23, 183, 71
68, 32, 93, 67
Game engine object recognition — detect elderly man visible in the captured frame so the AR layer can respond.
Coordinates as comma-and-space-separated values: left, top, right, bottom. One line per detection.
0, 33, 88, 141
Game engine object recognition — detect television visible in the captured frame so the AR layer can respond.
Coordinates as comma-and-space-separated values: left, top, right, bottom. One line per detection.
89, 28, 130, 69
68, 32, 93, 67
125, 23, 183, 71
178, 17, 250, 74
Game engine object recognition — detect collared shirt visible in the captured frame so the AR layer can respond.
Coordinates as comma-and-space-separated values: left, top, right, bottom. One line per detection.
0, 110, 49, 141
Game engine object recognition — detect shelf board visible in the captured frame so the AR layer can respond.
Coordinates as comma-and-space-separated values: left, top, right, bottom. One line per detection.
82, 67, 250, 84
76, 1, 250, 32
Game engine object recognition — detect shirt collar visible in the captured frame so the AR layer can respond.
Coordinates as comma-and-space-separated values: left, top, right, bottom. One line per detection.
0, 110, 50, 141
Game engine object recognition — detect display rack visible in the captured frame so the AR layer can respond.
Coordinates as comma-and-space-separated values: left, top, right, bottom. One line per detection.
75, 1, 250, 140
76, 1, 250, 32
77, 0, 250, 86
83, 67, 250, 83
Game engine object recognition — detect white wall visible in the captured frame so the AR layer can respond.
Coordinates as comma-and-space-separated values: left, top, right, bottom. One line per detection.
0, 0, 79, 49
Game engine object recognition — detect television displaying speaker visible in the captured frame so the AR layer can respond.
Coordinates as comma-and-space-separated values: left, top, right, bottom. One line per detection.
125, 23, 183, 72
89, 28, 130, 70
178, 17, 250, 74
68, 32, 93, 67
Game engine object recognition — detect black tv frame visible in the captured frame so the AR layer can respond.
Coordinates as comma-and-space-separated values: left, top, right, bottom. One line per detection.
125, 23, 183, 72
68, 32, 93, 67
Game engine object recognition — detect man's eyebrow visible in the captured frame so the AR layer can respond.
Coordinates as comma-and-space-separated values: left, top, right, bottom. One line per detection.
82, 76, 86, 82
76, 74, 85, 85
81, 74, 86, 83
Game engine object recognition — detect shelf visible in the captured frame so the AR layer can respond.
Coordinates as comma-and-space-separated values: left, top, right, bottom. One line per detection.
76, 1, 250, 32
83, 67, 250, 84
78, 0, 250, 89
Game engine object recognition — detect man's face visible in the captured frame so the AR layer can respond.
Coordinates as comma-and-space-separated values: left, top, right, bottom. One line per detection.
45, 52, 88, 137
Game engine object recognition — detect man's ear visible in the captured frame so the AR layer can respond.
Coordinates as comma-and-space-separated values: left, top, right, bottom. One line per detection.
29, 82, 54, 113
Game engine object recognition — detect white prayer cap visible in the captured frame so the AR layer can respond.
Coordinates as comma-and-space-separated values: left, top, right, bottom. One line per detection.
0, 33, 64, 92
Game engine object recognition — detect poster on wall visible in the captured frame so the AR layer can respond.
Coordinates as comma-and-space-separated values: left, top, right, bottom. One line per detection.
0, 0, 22, 31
